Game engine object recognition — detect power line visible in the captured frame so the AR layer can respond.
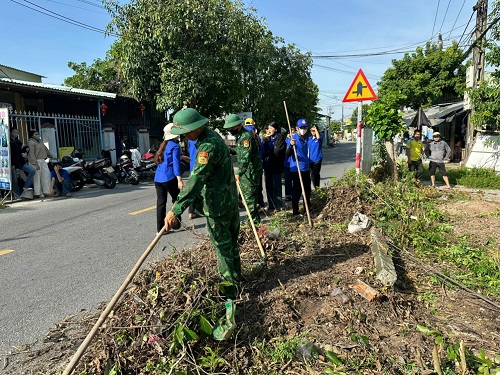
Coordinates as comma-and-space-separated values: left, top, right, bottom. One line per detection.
447, 0, 468, 40
74, 0, 105, 9
431, 0, 441, 39
10, 0, 118, 36
41, 0, 107, 14
439, 0, 453, 32
457, 9, 476, 46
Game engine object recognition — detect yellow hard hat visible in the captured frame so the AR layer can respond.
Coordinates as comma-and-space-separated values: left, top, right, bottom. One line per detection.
244, 118, 255, 125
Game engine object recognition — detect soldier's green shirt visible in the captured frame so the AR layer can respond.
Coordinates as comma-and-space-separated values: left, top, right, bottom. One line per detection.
171, 127, 238, 218
235, 128, 262, 179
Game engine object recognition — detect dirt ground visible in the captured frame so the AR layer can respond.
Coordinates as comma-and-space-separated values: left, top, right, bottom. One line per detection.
3, 185, 500, 374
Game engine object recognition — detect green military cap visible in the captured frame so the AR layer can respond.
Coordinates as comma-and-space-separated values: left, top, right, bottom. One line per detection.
223, 113, 243, 129
171, 108, 209, 135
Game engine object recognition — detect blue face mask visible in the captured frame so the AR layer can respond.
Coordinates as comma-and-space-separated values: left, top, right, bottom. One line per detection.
12, 132, 19, 138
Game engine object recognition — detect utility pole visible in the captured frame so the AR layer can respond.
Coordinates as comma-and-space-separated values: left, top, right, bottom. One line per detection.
466, 0, 488, 158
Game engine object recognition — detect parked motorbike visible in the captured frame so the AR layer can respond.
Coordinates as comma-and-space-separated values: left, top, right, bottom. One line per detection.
115, 151, 140, 185
80, 150, 118, 189
135, 148, 158, 181
60, 155, 86, 192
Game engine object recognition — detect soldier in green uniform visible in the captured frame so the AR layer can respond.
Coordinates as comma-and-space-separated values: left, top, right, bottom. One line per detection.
164, 108, 240, 340
224, 114, 263, 225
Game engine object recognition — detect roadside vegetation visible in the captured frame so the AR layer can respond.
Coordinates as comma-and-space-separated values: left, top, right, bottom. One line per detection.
5, 171, 500, 375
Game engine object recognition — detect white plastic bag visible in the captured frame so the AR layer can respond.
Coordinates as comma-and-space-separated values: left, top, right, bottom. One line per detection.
348, 212, 372, 233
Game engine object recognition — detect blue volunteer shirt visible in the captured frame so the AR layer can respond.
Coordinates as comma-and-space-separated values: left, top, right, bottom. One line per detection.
188, 139, 198, 172
50, 168, 70, 181
287, 133, 310, 172
154, 141, 181, 183
308, 135, 323, 163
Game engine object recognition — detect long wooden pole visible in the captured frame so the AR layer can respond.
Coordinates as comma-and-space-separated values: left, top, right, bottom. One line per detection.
236, 179, 266, 260
62, 229, 166, 375
283, 101, 313, 228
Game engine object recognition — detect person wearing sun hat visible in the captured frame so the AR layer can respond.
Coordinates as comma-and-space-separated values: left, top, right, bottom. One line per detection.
424, 131, 452, 189
153, 123, 184, 234
164, 108, 240, 340
224, 114, 262, 225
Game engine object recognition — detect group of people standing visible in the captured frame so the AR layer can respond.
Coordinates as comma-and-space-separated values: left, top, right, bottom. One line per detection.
9, 127, 70, 200
152, 108, 324, 341
406, 129, 452, 189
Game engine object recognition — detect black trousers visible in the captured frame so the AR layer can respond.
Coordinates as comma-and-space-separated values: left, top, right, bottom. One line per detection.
309, 159, 322, 188
155, 179, 180, 232
291, 170, 311, 215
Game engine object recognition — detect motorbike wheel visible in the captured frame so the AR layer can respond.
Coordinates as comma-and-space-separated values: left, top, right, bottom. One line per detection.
71, 173, 86, 192
129, 170, 140, 185
103, 176, 117, 189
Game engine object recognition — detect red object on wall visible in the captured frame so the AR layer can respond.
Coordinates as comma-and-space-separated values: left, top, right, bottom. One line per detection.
139, 104, 146, 117
100, 103, 108, 116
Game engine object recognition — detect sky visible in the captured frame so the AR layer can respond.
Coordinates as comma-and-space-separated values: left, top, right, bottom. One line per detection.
2, 0, 482, 121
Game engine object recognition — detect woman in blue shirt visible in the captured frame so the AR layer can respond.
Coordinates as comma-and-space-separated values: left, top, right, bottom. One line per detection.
154, 123, 184, 234
285, 118, 311, 216
308, 125, 323, 188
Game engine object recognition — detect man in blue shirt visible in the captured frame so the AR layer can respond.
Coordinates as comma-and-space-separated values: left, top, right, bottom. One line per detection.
50, 163, 73, 197
286, 118, 311, 216
308, 124, 323, 188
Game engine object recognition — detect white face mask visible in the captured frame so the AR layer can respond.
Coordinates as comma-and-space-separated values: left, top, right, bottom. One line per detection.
298, 129, 307, 136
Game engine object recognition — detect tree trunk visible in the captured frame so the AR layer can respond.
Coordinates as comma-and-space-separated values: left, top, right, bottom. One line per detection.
385, 140, 398, 182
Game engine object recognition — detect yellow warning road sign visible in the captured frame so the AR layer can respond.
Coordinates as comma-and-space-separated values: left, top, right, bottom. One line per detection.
342, 69, 378, 102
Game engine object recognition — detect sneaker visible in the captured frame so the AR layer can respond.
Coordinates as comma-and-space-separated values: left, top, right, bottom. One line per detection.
447, 186, 453, 190
39, 193, 45, 198
53, 193, 61, 197
66, 192, 72, 197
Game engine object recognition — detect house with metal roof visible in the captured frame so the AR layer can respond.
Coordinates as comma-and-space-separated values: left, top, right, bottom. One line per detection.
0, 64, 165, 161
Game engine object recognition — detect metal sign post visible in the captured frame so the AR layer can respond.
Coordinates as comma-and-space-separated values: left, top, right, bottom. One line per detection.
342, 69, 378, 175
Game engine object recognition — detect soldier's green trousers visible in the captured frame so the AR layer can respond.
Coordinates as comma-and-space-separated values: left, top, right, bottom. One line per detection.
206, 208, 241, 300
240, 175, 261, 225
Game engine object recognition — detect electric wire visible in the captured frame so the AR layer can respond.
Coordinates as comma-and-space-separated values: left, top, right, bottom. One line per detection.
431, 0, 441, 40
74, 0, 105, 9
447, 0, 468, 39
439, 0, 453, 33
10, 0, 118, 37
458, 9, 476, 47
41, 0, 107, 14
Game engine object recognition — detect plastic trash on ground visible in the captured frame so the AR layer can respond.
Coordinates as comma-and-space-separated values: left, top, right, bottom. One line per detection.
330, 287, 349, 304
348, 212, 372, 233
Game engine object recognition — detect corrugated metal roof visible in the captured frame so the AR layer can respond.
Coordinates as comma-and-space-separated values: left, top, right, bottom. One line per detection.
402, 101, 464, 126
0, 77, 117, 99
0, 64, 45, 78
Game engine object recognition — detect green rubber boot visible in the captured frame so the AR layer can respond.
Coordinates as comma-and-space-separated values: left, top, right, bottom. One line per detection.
213, 299, 236, 341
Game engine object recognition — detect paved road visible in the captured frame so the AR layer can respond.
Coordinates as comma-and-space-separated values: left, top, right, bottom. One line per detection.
0, 141, 355, 355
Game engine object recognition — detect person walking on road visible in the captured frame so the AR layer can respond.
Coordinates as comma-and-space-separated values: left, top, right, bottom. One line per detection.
286, 118, 311, 216
406, 129, 425, 181
308, 124, 323, 189
164, 108, 240, 341
27, 129, 56, 198
224, 114, 263, 225
154, 123, 184, 234
424, 132, 452, 189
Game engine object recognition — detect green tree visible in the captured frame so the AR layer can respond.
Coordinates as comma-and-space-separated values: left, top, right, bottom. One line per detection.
378, 42, 466, 109
350, 104, 369, 126
365, 93, 406, 180
64, 42, 127, 94
104, 0, 318, 126
329, 120, 342, 133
